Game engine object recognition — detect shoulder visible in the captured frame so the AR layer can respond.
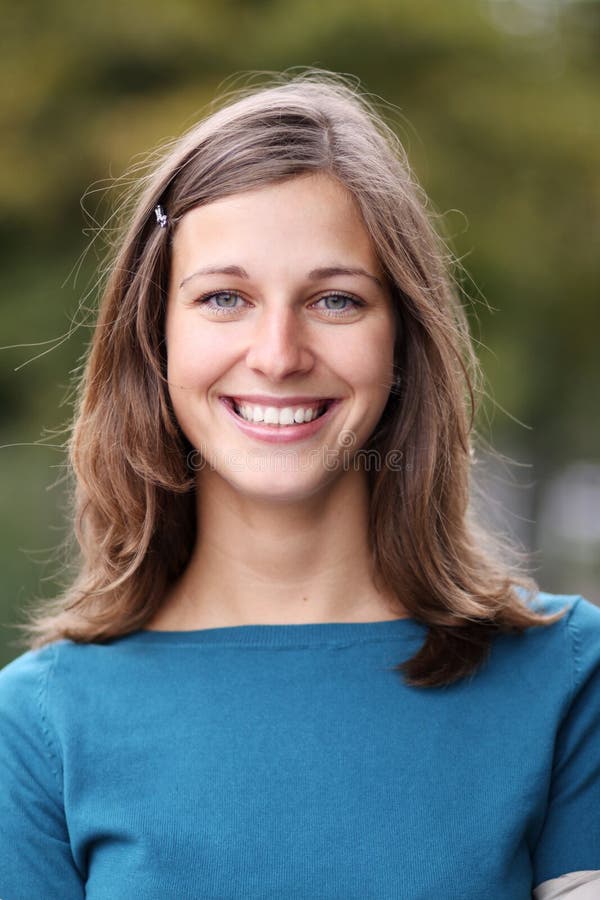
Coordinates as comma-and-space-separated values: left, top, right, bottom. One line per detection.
0, 638, 134, 775
485, 593, 600, 702
526, 589, 600, 622
0, 643, 67, 792
0, 642, 77, 754
1, 635, 164, 739
0, 642, 60, 712
517, 589, 600, 645
494, 592, 600, 720
0, 638, 113, 721
526, 596, 600, 885
524, 591, 600, 683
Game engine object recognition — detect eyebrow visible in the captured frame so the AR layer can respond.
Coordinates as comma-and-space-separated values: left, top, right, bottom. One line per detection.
179, 264, 383, 290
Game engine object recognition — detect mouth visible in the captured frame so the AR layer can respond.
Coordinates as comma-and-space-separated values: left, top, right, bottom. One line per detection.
222, 397, 335, 427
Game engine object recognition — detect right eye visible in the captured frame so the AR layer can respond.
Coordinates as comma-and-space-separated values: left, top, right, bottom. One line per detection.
194, 291, 248, 314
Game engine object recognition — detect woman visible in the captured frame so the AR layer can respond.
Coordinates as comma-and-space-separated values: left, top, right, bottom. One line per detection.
1, 70, 599, 899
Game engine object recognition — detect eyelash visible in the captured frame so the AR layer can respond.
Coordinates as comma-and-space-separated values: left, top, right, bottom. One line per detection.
192, 290, 366, 318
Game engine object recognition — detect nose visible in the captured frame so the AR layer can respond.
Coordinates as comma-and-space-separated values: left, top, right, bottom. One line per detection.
245, 305, 315, 381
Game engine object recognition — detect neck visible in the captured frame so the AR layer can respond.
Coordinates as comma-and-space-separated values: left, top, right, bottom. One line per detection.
151, 469, 405, 629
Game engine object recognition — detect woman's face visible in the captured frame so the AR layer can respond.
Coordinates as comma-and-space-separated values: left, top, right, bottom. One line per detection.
165, 172, 396, 502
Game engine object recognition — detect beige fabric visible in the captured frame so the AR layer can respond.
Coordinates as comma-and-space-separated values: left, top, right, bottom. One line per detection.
533, 871, 600, 899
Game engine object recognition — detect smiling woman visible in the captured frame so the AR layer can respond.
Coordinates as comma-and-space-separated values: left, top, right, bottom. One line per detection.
159, 173, 397, 519
1, 69, 599, 900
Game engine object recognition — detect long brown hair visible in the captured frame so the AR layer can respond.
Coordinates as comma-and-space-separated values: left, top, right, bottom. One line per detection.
21, 69, 565, 686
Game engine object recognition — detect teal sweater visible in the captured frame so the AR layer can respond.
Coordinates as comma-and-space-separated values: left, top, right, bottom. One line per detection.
1, 593, 600, 899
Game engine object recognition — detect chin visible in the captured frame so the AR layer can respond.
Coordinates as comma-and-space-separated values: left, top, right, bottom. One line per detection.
220, 468, 340, 504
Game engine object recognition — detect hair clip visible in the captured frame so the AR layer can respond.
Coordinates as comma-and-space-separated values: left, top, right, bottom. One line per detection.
154, 204, 168, 229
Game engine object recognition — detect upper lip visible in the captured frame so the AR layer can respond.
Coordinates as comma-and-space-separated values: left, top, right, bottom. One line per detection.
222, 395, 336, 408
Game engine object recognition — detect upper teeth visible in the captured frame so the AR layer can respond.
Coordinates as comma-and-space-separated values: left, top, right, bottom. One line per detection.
233, 402, 326, 425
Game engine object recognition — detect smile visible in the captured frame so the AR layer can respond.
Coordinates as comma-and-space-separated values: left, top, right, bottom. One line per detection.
229, 399, 331, 427
219, 397, 339, 444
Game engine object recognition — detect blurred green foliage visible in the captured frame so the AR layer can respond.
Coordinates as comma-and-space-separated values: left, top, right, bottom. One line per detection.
2, 0, 599, 664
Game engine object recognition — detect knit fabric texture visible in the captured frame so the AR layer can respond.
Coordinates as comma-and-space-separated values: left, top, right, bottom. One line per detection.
1, 592, 599, 899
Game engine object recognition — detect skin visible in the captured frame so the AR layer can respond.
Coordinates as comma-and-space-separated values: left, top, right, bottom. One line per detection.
147, 172, 407, 629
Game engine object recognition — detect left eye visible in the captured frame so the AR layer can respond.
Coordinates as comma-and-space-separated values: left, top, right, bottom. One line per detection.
314, 294, 362, 314
200, 291, 242, 309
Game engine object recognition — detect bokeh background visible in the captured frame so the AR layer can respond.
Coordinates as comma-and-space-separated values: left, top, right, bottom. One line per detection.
2, 0, 599, 666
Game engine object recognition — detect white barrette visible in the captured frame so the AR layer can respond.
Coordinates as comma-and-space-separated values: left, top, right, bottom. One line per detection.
154, 204, 168, 228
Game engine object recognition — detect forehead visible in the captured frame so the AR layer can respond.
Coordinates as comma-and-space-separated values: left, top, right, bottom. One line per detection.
170, 173, 382, 276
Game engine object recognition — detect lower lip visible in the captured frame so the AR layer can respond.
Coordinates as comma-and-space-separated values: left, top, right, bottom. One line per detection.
219, 399, 340, 444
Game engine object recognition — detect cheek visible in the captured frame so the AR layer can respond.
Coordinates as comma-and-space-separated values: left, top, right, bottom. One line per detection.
333, 324, 395, 394
165, 315, 230, 388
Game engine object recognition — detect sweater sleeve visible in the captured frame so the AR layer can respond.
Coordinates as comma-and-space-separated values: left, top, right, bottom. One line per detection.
531, 596, 600, 892
0, 644, 85, 900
